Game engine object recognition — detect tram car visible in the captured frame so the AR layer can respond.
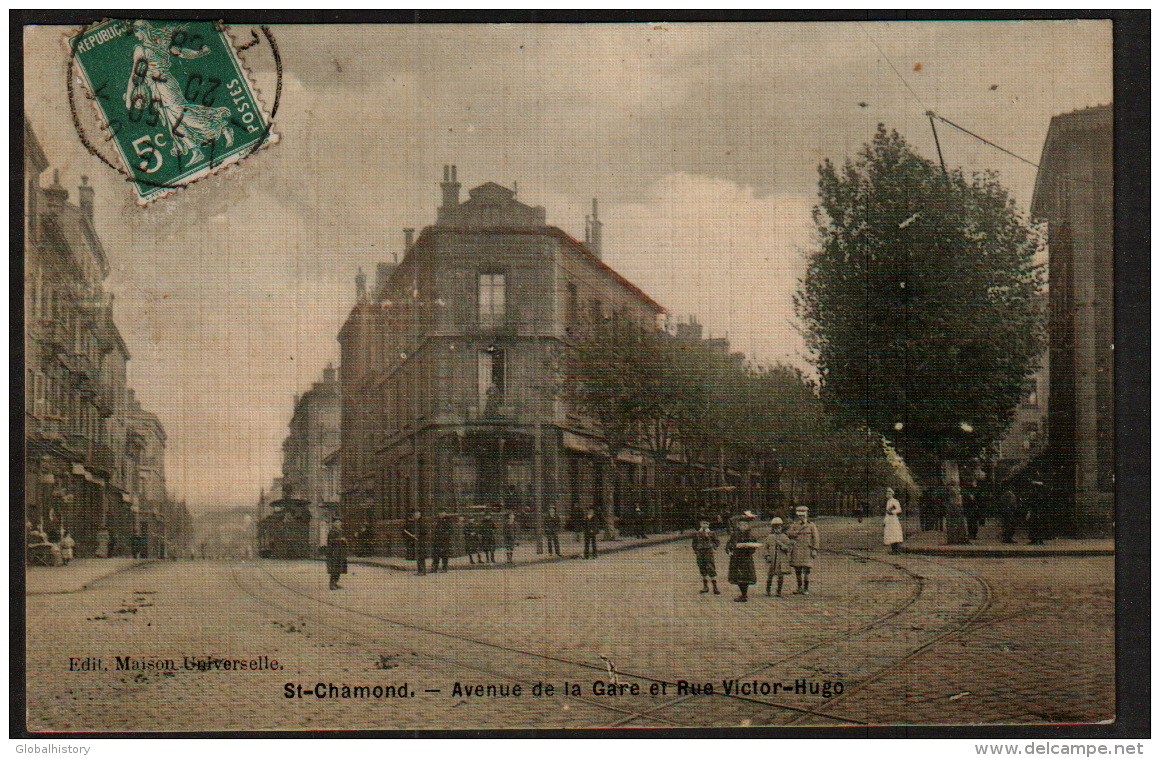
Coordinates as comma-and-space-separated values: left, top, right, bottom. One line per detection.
257, 497, 314, 559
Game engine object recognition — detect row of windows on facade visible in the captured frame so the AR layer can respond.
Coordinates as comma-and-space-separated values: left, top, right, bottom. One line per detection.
376, 273, 641, 330
354, 271, 644, 388
347, 348, 510, 445
480, 272, 639, 329
28, 296, 104, 367
27, 369, 102, 440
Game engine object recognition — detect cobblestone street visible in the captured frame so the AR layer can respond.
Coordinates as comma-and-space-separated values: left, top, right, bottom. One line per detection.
25, 520, 1114, 731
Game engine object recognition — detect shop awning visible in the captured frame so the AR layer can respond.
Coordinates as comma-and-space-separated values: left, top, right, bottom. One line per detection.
71, 463, 102, 484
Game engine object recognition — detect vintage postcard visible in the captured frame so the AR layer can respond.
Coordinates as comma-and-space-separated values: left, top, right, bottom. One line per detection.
21, 18, 1128, 734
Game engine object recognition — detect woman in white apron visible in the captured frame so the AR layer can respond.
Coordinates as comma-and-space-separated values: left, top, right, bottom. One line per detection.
883, 488, 904, 553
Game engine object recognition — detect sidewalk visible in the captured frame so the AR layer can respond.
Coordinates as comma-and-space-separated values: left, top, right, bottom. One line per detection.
25, 558, 154, 595
899, 522, 1113, 557
348, 529, 689, 572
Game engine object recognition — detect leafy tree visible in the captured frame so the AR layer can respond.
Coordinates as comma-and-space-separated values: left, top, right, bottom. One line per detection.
569, 318, 655, 535
796, 125, 1044, 542
573, 316, 900, 528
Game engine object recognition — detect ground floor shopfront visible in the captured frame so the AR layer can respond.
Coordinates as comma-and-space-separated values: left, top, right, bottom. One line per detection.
338, 422, 779, 558
25, 437, 169, 560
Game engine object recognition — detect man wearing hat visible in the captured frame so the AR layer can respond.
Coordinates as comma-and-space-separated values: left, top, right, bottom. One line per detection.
786, 505, 820, 594
690, 519, 721, 595
726, 511, 761, 602
432, 512, 455, 573
403, 509, 428, 575
762, 517, 792, 597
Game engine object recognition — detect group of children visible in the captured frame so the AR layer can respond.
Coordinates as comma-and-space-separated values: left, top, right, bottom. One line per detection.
691, 505, 820, 603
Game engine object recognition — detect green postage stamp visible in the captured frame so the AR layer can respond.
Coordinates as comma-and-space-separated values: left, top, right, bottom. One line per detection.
68, 19, 277, 204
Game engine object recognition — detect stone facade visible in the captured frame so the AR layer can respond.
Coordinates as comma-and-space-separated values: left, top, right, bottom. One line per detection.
280, 365, 340, 550
1030, 105, 1114, 525
24, 120, 174, 557
337, 167, 665, 556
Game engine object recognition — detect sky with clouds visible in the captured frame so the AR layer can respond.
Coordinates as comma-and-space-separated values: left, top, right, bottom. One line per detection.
23, 21, 1111, 511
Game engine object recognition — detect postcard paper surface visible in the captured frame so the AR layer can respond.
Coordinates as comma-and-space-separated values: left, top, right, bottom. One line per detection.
22, 19, 1115, 732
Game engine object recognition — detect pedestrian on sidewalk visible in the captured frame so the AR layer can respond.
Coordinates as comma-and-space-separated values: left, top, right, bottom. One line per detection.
726, 511, 760, 602
630, 504, 647, 539
1026, 481, 1050, 545
691, 519, 721, 595
404, 509, 428, 575
762, 517, 791, 597
883, 487, 904, 553
59, 530, 76, 565
964, 481, 983, 541
479, 513, 497, 563
325, 519, 348, 590
581, 508, 601, 559
432, 513, 453, 573
464, 516, 482, 564
501, 511, 518, 563
787, 505, 820, 594
544, 507, 562, 556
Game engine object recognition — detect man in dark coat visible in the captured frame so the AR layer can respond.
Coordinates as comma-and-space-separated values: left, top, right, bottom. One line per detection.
963, 482, 983, 541
463, 516, 481, 564
630, 505, 647, 539
500, 512, 519, 562
998, 487, 1021, 544
325, 520, 348, 590
1026, 481, 1050, 545
404, 509, 428, 575
543, 506, 562, 556
725, 511, 759, 602
691, 519, 720, 595
479, 513, 497, 563
432, 513, 454, 573
581, 508, 602, 559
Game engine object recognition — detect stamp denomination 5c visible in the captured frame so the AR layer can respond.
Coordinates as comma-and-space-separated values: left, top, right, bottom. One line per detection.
68, 19, 277, 204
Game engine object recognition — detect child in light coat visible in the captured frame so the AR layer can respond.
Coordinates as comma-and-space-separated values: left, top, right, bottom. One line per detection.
762, 518, 792, 597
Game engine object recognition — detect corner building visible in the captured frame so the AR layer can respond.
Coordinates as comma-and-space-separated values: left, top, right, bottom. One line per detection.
338, 167, 664, 556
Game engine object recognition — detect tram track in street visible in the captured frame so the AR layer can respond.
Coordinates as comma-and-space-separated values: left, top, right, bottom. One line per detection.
229, 562, 689, 726
781, 555, 996, 725
226, 548, 990, 728
607, 547, 967, 726
230, 561, 884, 726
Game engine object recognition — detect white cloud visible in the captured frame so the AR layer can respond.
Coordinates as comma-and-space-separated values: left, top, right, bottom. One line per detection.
603, 173, 816, 369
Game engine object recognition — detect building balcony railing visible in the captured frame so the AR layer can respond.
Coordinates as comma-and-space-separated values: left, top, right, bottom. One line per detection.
88, 384, 116, 417
30, 319, 72, 354
89, 442, 118, 478
466, 403, 517, 421
58, 352, 97, 382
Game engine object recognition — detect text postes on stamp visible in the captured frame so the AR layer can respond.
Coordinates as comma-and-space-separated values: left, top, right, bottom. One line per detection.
68, 19, 277, 204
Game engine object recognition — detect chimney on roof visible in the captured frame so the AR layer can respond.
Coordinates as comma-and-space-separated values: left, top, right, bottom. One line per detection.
355, 267, 367, 302
77, 176, 94, 222
44, 169, 68, 213
440, 164, 461, 209
375, 261, 395, 297
323, 362, 336, 384
584, 198, 603, 259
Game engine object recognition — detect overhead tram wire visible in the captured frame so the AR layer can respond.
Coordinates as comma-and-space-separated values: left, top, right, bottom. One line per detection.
859, 22, 1111, 190
930, 112, 1041, 169
858, 22, 928, 112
